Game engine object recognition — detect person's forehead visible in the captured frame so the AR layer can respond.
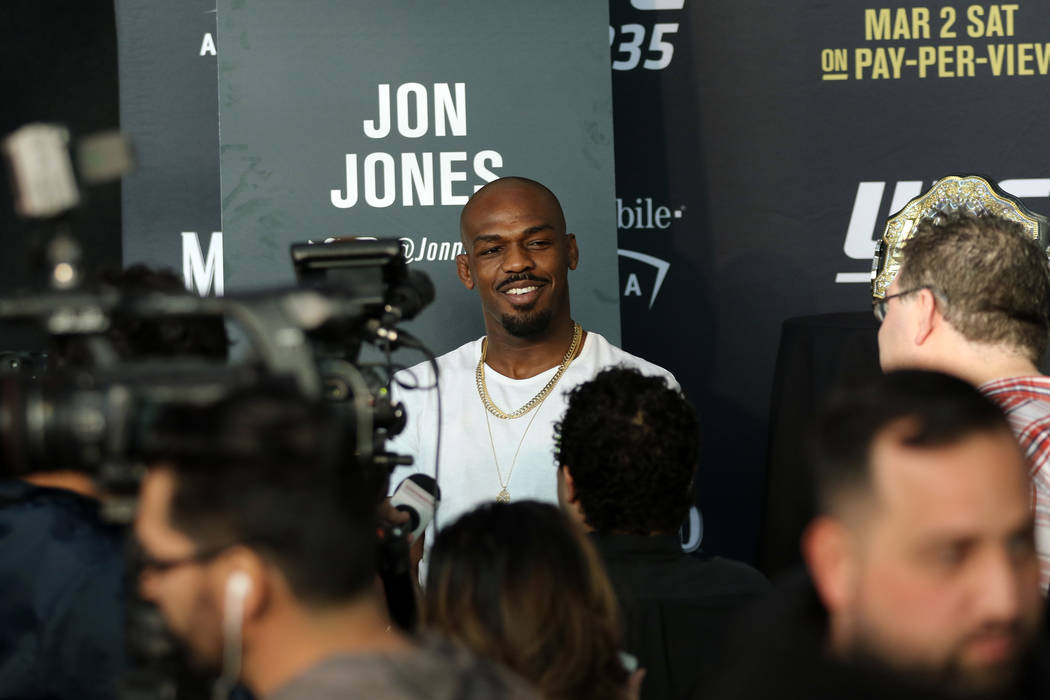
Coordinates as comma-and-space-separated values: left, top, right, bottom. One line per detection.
868, 427, 1029, 536
461, 185, 562, 238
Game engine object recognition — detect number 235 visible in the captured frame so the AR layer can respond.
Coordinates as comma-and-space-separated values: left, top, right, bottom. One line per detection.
610, 23, 679, 70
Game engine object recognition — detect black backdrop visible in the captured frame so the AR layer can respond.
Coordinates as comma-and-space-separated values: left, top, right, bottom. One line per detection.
609, 0, 1050, 562
4, 0, 1050, 565
0, 1, 122, 292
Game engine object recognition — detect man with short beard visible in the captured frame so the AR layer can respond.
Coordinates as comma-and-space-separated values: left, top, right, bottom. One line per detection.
387, 177, 674, 548
708, 371, 1050, 699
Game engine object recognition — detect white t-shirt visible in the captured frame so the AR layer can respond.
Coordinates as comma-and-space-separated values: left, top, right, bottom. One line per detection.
386, 332, 677, 537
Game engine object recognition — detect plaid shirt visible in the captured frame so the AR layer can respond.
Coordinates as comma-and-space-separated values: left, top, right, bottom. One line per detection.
980, 376, 1050, 593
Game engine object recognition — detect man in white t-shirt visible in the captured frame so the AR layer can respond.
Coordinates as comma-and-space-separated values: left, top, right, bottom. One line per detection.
387, 176, 675, 537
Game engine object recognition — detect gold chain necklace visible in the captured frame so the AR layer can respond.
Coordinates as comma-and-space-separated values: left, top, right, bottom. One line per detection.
475, 321, 582, 420
484, 398, 547, 503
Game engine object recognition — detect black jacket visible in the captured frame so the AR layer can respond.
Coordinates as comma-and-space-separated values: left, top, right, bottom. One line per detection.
591, 533, 770, 700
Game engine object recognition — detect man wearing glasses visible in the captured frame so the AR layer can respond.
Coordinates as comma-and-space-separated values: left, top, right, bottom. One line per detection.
873, 210, 1050, 592
134, 387, 537, 700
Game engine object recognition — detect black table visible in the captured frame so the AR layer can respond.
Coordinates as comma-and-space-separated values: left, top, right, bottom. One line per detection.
758, 311, 881, 577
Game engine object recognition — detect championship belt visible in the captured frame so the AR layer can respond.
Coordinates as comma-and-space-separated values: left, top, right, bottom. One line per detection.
871, 174, 1050, 300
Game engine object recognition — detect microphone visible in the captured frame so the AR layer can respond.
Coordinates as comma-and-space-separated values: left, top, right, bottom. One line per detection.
379, 474, 440, 633
389, 474, 441, 538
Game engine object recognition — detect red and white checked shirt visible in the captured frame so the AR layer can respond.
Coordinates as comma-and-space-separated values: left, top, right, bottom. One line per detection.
980, 376, 1050, 593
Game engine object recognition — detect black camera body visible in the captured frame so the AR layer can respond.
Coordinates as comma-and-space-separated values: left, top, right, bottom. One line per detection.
0, 268, 423, 509
1, 124, 435, 699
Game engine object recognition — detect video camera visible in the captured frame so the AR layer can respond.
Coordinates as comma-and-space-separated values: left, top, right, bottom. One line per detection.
1, 123, 437, 699
0, 260, 432, 508
0, 124, 435, 507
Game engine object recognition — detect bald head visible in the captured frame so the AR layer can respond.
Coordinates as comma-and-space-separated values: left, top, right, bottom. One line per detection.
455, 176, 578, 340
460, 177, 566, 244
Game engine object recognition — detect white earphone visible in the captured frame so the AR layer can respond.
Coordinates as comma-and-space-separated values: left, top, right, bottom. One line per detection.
215, 571, 252, 700
226, 571, 252, 602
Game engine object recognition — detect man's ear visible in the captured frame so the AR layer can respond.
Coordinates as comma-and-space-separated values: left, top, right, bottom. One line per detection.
455, 253, 475, 290
565, 233, 579, 271
802, 516, 855, 616
914, 287, 941, 346
212, 547, 270, 625
560, 464, 578, 503
558, 465, 590, 529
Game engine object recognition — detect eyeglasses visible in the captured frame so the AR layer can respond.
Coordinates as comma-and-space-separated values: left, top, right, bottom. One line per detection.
872, 287, 928, 322
132, 541, 234, 575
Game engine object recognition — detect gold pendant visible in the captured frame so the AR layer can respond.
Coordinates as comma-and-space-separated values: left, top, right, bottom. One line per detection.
496, 488, 510, 503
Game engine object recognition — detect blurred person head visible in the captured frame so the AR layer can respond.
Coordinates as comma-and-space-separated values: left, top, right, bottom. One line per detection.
134, 385, 397, 696
803, 370, 1044, 696
876, 212, 1050, 378
553, 366, 698, 534
424, 501, 629, 700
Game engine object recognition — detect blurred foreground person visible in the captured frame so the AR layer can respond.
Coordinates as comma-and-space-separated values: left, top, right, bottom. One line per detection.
135, 387, 537, 700
425, 501, 633, 700
554, 367, 768, 699
709, 370, 1049, 699
0, 265, 227, 700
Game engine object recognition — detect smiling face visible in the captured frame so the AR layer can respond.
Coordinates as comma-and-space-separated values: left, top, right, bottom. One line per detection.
456, 179, 578, 339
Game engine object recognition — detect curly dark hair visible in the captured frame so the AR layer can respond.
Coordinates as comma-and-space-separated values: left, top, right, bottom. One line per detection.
553, 366, 698, 534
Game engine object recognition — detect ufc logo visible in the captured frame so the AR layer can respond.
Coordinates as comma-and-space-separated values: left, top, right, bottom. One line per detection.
835, 178, 1050, 283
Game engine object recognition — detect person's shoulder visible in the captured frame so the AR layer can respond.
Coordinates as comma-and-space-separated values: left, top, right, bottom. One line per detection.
713, 567, 823, 670
631, 547, 771, 602
0, 480, 121, 556
980, 375, 1050, 405
0, 480, 125, 698
392, 338, 483, 388
413, 635, 540, 699
693, 554, 773, 594
583, 332, 677, 386
269, 636, 539, 700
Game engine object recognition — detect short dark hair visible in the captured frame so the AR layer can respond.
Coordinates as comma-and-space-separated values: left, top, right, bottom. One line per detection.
553, 366, 698, 534
425, 501, 629, 700
153, 385, 380, 605
897, 212, 1050, 362
812, 370, 1012, 517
